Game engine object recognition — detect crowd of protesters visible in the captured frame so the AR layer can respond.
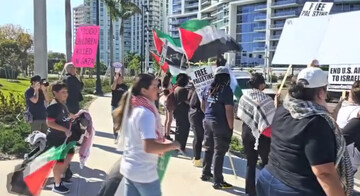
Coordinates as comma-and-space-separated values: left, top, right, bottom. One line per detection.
22, 57, 360, 196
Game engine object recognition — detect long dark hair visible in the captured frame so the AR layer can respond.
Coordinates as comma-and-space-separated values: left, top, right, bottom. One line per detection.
113, 74, 155, 131
162, 72, 172, 89
209, 73, 230, 96
289, 79, 326, 101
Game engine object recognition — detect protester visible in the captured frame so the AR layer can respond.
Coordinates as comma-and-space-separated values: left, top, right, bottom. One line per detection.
162, 72, 174, 140
337, 81, 360, 173
111, 71, 128, 143
189, 88, 205, 167
257, 67, 353, 196
237, 73, 276, 196
308, 59, 320, 68
24, 75, 50, 133
63, 62, 84, 114
173, 73, 190, 154
216, 54, 227, 67
201, 67, 234, 189
113, 74, 180, 196
46, 82, 75, 194
155, 78, 162, 109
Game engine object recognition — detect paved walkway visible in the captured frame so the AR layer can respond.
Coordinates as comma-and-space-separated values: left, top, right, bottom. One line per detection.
0, 96, 248, 196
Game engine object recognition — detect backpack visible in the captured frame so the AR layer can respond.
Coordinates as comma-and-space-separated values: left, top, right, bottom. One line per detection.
166, 92, 176, 112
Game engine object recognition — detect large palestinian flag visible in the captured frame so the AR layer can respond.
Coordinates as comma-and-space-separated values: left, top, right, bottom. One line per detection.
179, 20, 240, 62
7, 142, 76, 196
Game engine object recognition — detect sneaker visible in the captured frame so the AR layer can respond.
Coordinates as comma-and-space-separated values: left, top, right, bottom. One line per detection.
193, 159, 202, 168
52, 183, 70, 194
165, 135, 173, 141
200, 174, 213, 181
114, 138, 118, 144
213, 181, 233, 190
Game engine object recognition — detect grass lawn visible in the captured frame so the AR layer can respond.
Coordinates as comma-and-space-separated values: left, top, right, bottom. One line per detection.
0, 78, 29, 97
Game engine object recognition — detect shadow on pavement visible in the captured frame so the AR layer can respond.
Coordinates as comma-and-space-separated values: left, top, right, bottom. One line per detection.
95, 131, 115, 140
220, 185, 246, 195
93, 144, 123, 155
43, 162, 106, 195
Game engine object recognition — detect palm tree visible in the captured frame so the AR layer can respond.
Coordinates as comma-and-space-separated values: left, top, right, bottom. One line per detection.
65, 0, 72, 62
118, 1, 141, 75
103, 0, 121, 83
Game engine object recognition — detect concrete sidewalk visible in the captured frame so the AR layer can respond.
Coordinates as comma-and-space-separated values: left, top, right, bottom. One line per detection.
0, 96, 247, 196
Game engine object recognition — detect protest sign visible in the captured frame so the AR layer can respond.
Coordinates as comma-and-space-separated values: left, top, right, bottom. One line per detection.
71, 26, 100, 68
328, 65, 360, 91
300, 2, 333, 17
188, 66, 214, 100
113, 62, 123, 73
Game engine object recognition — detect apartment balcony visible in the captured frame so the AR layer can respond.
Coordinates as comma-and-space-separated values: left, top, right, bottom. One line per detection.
254, 4, 267, 12
271, 0, 300, 9
254, 47, 266, 53
186, 2, 199, 9
270, 23, 284, 30
271, 10, 297, 19
254, 25, 266, 32
202, 15, 214, 20
269, 46, 277, 51
201, 0, 211, 6
254, 36, 266, 42
270, 35, 281, 40
173, 0, 181, 6
254, 15, 267, 22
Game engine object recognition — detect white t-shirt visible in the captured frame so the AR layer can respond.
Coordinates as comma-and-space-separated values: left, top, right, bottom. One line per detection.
120, 106, 159, 183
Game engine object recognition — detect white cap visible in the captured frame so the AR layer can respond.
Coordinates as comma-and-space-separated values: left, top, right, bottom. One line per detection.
297, 67, 328, 88
214, 67, 230, 76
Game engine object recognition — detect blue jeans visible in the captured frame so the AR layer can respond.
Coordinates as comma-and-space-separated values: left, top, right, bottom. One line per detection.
124, 178, 161, 196
257, 168, 306, 196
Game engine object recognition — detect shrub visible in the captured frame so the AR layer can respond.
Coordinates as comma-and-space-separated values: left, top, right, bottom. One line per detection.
271, 74, 278, 82
278, 74, 284, 81
230, 136, 244, 154
0, 122, 30, 155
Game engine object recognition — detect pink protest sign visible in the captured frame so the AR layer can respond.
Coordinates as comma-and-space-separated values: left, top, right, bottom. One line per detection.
71, 26, 100, 68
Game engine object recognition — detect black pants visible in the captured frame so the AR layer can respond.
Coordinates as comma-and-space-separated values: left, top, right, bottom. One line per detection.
174, 109, 190, 151
242, 123, 271, 195
189, 112, 204, 160
202, 119, 232, 183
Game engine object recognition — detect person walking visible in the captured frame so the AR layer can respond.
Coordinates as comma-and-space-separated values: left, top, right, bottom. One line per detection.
256, 67, 353, 196
337, 81, 360, 173
24, 75, 50, 133
111, 71, 128, 143
237, 73, 276, 196
162, 72, 174, 140
46, 82, 75, 194
201, 67, 234, 189
113, 74, 180, 196
63, 62, 84, 114
173, 73, 190, 153
189, 89, 205, 167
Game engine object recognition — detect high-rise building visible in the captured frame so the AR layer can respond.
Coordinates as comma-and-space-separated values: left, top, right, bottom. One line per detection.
168, 0, 199, 38
123, 0, 166, 71
73, 0, 121, 67
166, 0, 360, 67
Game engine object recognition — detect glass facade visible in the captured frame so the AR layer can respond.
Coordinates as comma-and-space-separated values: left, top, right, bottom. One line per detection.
235, 3, 266, 67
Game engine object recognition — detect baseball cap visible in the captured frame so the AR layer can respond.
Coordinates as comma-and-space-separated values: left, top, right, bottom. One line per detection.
297, 67, 328, 88
214, 67, 230, 76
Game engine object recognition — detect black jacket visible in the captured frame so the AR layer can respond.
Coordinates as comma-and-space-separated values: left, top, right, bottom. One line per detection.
63, 74, 84, 112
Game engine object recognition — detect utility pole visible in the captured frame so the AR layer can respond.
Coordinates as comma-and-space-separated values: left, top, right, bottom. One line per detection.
33, 0, 48, 79
95, 0, 103, 95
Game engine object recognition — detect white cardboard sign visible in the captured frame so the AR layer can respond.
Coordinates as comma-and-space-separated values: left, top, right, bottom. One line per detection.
300, 2, 333, 17
188, 66, 214, 100
328, 65, 360, 92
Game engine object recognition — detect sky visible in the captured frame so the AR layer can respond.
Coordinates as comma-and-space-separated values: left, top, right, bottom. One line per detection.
0, 0, 84, 54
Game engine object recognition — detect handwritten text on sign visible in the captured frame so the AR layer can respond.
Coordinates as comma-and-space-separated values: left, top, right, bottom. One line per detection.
328, 65, 360, 91
71, 26, 100, 68
300, 2, 333, 17
188, 66, 214, 100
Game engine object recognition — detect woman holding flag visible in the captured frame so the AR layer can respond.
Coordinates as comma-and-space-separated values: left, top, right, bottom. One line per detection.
113, 74, 180, 196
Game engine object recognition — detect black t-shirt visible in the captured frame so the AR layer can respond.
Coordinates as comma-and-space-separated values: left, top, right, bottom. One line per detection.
46, 100, 71, 141
343, 118, 360, 151
111, 83, 128, 107
174, 86, 190, 116
202, 85, 234, 129
63, 74, 83, 111
25, 87, 46, 120
189, 90, 204, 117
266, 106, 336, 195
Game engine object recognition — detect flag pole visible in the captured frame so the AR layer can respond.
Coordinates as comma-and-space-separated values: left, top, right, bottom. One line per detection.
277, 64, 292, 95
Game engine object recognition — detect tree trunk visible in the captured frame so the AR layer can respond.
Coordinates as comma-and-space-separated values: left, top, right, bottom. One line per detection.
120, 20, 125, 76
65, 0, 72, 62
109, 17, 114, 84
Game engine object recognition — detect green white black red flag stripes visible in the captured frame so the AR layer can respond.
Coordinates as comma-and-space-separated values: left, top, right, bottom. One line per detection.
152, 28, 183, 55
7, 142, 76, 196
179, 19, 240, 62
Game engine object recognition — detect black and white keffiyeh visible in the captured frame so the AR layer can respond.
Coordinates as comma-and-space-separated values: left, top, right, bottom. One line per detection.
237, 89, 276, 150
283, 95, 353, 196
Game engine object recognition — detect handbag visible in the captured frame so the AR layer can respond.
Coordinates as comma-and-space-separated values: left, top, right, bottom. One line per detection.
23, 108, 33, 123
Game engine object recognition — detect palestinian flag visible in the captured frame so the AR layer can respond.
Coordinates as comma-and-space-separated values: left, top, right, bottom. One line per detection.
179, 20, 240, 62
152, 29, 183, 57
7, 142, 76, 196
150, 51, 186, 77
